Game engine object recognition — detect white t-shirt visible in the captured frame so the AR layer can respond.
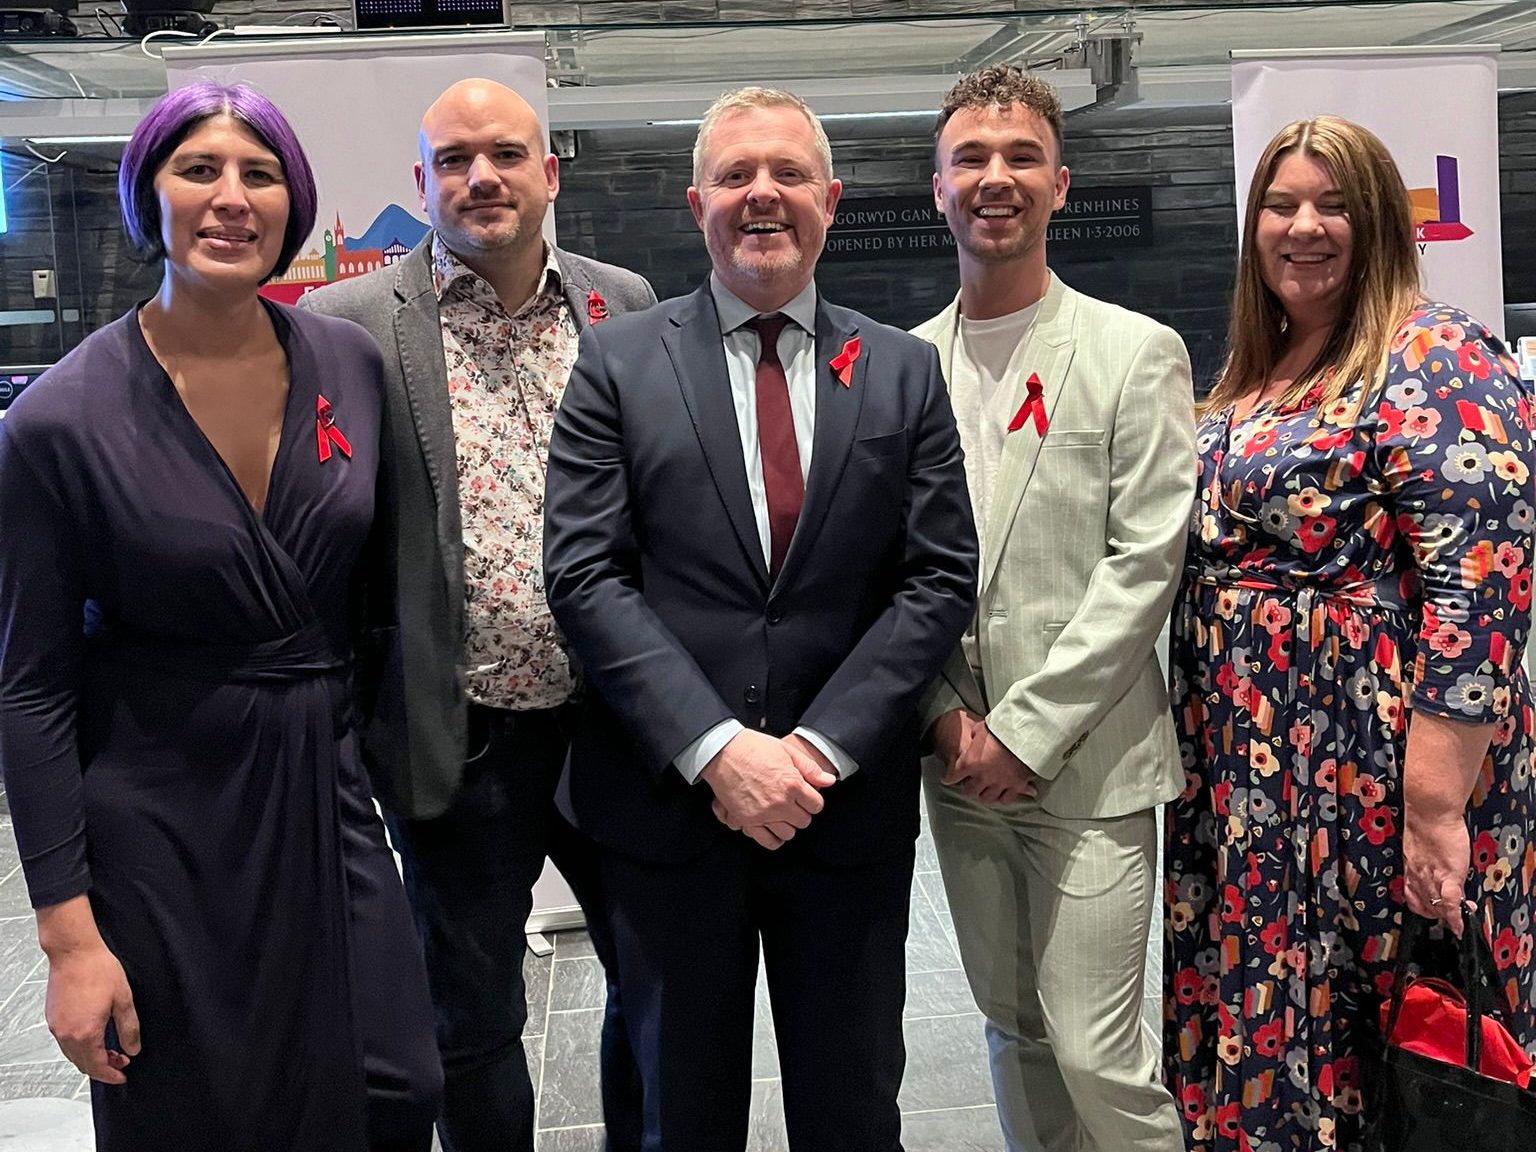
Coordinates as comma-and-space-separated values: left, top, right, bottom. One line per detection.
949, 300, 1042, 536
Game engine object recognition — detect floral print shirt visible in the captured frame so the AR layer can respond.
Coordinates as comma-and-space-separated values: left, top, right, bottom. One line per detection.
434, 237, 578, 710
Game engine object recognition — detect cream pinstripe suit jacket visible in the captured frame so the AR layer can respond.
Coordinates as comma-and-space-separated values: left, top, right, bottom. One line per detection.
915, 272, 1197, 820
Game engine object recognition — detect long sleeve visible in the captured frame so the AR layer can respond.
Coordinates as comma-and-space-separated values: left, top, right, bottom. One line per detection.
795, 347, 979, 769
544, 326, 737, 775
986, 325, 1196, 779
0, 419, 91, 907
1373, 309, 1534, 721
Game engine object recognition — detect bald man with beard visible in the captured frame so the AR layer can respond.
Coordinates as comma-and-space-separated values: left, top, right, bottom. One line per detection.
301, 79, 655, 1152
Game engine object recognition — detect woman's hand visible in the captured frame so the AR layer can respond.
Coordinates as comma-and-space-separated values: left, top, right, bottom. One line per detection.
1402, 806, 1472, 937
1400, 712, 1493, 939
37, 897, 140, 1084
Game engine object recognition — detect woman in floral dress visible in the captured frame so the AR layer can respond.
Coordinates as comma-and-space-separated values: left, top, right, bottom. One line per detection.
1164, 114, 1536, 1152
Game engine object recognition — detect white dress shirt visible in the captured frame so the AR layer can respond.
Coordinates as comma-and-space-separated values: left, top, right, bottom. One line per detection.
671, 276, 859, 784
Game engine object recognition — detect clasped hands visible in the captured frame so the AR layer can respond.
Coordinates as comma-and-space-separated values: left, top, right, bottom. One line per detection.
931, 709, 1037, 806
703, 730, 838, 850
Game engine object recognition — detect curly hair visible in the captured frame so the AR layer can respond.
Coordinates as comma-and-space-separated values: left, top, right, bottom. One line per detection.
934, 65, 1064, 160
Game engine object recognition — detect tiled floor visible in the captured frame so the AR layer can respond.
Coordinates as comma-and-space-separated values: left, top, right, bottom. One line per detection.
0, 807, 1166, 1150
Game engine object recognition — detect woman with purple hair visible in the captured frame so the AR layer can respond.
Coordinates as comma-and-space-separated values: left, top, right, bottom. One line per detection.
0, 82, 441, 1150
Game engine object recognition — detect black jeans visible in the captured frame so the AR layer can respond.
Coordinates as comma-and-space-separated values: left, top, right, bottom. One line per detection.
385, 704, 640, 1152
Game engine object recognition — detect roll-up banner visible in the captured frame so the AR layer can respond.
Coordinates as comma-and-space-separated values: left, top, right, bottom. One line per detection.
1231, 47, 1504, 338
162, 33, 551, 307
161, 34, 582, 934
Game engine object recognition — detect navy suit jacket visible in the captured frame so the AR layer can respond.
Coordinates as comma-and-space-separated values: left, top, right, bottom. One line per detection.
543, 283, 978, 866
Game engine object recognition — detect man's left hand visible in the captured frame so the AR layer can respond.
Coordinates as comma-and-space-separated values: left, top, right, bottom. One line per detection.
946, 721, 1037, 806
780, 733, 839, 790
711, 734, 839, 847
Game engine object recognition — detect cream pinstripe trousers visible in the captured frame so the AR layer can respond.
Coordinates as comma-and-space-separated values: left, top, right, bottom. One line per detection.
923, 761, 1185, 1152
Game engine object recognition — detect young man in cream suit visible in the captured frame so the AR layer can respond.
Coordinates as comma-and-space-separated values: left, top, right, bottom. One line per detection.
914, 65, 1194, 1152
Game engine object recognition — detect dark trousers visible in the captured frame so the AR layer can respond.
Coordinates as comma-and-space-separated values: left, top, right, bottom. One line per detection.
386, 705, 640, 1152
600, 836, 915, 1152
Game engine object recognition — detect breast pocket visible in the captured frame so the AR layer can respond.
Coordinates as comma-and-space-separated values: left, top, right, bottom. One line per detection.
850, 427, 908, 462
1042, 428, 1105, 450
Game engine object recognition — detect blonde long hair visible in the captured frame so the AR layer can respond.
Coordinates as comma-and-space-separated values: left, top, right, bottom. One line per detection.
1203, 116, 1422, 415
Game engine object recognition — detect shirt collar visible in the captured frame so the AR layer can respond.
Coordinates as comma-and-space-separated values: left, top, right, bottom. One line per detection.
432, 233, 562, 313
710, 273, 818, 339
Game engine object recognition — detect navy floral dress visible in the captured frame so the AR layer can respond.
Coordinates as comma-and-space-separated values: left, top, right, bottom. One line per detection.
1164, 303, 1536, 1152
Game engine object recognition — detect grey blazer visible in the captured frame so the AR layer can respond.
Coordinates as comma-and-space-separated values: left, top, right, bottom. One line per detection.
299, 236, 657, 818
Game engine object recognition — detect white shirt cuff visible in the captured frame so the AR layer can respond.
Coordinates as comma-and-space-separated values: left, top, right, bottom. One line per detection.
794, 726, 859, 780
675, 719, 743, 784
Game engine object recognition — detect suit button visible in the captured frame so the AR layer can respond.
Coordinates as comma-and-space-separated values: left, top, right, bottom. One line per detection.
767, 609, 782, 625
744, 685, 762, 706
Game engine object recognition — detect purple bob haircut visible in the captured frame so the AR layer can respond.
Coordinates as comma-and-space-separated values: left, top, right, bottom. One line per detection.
118, 81, 317, 282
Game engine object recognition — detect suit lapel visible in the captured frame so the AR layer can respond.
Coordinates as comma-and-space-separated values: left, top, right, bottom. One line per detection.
391, 240, 462, 588
776, 301, 864, 589
980, 275, 1078, 595
554, 247, 596, 330
664, 287, 769, 588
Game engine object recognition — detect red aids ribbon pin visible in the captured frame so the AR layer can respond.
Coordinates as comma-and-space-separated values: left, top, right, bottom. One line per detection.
830, 337, 861, 387
316, 395, 352, 463
587, 289, 609, 325
1007, 373, 1049, 436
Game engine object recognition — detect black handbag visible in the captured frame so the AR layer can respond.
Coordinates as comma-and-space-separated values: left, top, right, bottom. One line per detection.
1365, 911, 1536, 1151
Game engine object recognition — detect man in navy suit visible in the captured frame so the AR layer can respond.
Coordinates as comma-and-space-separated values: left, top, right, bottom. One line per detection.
543, 87, 978, 1152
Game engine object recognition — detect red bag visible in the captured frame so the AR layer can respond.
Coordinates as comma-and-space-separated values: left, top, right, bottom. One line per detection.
1379, 970, 1534, 1089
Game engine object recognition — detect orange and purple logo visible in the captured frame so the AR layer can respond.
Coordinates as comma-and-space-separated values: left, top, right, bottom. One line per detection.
1409, 155, 1474, 244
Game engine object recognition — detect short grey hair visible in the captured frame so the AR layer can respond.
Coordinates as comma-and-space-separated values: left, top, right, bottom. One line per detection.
691, 86, 835, 187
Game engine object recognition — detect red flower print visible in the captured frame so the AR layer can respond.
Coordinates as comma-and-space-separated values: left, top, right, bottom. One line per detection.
1242, 427, 1277, 457
1295, 514, 1338, 554
1257, 599, 1292, 634
1356, 774, 1387, 807
1260, 920, 1286, 955
1180, 1082, 1206, 1121
1222, 884, 1243, 924
1266, 629, 1291, 673
1252, 1018, 1285, 1058
1493, 926, 1519, 970
1316, 759, 1338, 790
1457, 341, 1492, 380
1360, 807, 1396, 846
1401, 406, 1441, 439
1518, 935, 1533, 968
1473, 831, 1499, 872
1494, 541, 1526, 578
1432, 321, 1466, 347
1216, 1102, 1241, 1140
1511, 569, 1532, 612
1213, 780, 1233, 817
1309, 427, 1354, 452
1174, 967, 1202, 1006
1215, 662, 1240, 696
1426, 621, 1473, 659
1375, 403, 1405, 441
1317, 1061, 1335, 1099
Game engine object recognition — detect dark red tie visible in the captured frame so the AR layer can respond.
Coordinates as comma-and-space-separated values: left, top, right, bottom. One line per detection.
747, 314, 803, 578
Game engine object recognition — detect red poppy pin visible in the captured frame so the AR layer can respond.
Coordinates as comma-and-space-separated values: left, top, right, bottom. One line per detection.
316, 394, 352, 463
831, 337, 861, 387
587, 289, 609, 325
1007, 373, 1049, 436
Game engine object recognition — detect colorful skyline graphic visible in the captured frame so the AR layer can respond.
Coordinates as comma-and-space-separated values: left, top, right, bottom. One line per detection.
1409, 155, 1474, 244
260, 204, 429, 305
